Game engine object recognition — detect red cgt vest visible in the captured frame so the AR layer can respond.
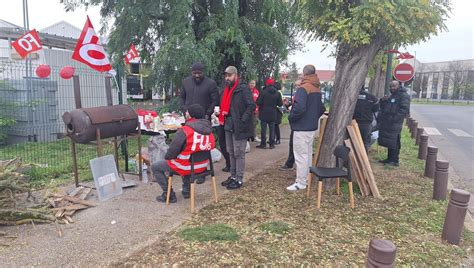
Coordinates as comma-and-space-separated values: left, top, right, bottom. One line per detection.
167, 125, 215, 176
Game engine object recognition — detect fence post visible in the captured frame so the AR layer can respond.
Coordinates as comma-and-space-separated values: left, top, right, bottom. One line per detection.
424, 146, 438, 178
73, 75, 82, 109
366, 239, 397, 268
442, 189, 470, 245
433, 160, 449, 200
411, 121, 418, 139
418, 134, 428, 160
415, 127, 424, 146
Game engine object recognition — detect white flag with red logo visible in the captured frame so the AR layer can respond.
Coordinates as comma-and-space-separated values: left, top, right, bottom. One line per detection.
72, 16, 111, 72
124, 44, 139, 64
12, 29, 42, 58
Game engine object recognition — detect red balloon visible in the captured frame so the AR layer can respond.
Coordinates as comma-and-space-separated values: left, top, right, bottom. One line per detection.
35, 64, 51, 78
60, 66, 75, 79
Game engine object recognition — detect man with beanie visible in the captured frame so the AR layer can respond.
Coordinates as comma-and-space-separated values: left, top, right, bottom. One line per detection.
287, 65, 325, 191
256, 78, 282, 149
219, 66, 256, 190
152, 104, 215, 203
179, 62, 219, 119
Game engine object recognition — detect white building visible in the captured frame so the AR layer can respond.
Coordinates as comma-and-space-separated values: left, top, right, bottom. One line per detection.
412, 59, 474, 100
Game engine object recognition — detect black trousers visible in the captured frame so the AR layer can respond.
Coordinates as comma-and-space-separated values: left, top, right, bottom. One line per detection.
260, 121, 275, 146
284, 130, 295, 167
215, 125, 231, 168
275, 123, 281, 142
358, 122, 372, 153
387, 134, 401, 163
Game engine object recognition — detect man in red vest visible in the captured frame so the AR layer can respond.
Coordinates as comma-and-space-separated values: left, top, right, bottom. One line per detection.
152, 104, 215, 203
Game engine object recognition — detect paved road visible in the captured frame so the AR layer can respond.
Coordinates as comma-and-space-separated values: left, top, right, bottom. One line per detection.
411, 104, 474, 198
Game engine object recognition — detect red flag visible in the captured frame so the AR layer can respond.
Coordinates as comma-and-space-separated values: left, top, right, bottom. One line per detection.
124, 44, 139, 64
12, 29, 42, 58
72, 16, 111, 72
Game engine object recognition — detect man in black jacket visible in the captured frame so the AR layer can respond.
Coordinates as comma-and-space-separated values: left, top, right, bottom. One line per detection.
353, 86, 379, 152
151, 104, 215, 203
218, 66, 256, 190
179, 62, 219, 119
256, 78, 283, 149
378, 80, 411, 166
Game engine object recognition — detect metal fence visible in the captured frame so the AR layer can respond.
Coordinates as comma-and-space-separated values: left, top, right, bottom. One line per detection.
0, 48, 129, 183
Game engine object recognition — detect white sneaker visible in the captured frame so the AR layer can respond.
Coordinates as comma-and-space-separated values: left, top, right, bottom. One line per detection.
254, 137, 261, 143
286, 182, 306, 191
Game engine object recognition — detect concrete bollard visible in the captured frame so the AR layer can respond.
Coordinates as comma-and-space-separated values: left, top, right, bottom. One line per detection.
424, 146, 438, 178
406, 117, 411, 127
415, 127, 424, 146
442, 189, 471, 245
433, 160, 449, 200
407, 117, 413, 130
418, 134, 429, 160
411, 121, 418, 139
366, 239, 397, 268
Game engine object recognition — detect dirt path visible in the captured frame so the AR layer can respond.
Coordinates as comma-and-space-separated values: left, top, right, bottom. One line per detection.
0, 126, 291, 267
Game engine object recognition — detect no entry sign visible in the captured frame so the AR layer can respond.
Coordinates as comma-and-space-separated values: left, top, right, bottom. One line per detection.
393, 63, 415, 82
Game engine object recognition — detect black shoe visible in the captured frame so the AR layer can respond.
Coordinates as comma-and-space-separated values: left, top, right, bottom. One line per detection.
182, 191, 190, 199
156, 191, 177, 203
221, 176, 235, 186
226, 179, 242, 190
385, 161, 399, 167
269, 145, 275, 149
222, 166, 230, 172
196, 176, 206, 184
256, 145, 267, 149
279, 165, 295, 171
378, 159, 390, 164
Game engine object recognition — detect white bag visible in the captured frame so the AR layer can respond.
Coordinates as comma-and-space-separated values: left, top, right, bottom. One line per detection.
211, 148, 222, 163
245, 141, 250, 153
148, 135, 169, 165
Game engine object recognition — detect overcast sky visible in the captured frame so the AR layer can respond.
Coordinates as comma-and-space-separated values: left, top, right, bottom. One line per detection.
1, 0, 473, 71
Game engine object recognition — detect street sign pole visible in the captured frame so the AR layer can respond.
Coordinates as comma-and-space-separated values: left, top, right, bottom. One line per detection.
385, 51, 393, 95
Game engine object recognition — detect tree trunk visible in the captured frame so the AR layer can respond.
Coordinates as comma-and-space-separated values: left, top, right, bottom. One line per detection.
369, 61, 386, 98
318, 40, 384, 190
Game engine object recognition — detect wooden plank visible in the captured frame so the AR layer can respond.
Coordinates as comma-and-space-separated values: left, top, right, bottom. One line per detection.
313, 116, 328, 166
68, 186, 84, 197
61, 196, 96, 207
77, 187, 92, 200
52, 204, 88, 211
347, 126, 381, 198
349, 120, 375, 193
344, 139, 370, 196
62, 210, 77, 217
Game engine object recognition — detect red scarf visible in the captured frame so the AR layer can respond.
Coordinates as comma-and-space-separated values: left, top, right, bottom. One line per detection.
219, 79, 239, 125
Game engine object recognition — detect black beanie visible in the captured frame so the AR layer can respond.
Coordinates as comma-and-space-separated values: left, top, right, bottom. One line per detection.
191, 62, 204, 72
187, 104, 205, 119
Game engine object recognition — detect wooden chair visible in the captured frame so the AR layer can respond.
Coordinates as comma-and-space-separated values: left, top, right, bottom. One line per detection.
308, 144, 354, 209
166, 151, 218, 212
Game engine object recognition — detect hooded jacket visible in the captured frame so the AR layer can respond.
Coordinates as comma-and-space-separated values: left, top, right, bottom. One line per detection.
256, 85, 283, 122
288, 74, 325, 131
353, 89, 379, 124
165, 118, 213, 163
179, 76, 219, 118
377, 87, 410, 149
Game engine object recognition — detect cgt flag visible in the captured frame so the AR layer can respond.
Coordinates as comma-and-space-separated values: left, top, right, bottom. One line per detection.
72, 16, 111, 72
12, 29, 42, 58
124, 44, 139, 64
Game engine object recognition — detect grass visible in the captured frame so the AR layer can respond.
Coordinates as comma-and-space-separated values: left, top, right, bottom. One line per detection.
120, 124, 474, 266
0, 136, 147, 189
259, 221, 291, 235
178, 224, 239, 242
411, 98, 473, 106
